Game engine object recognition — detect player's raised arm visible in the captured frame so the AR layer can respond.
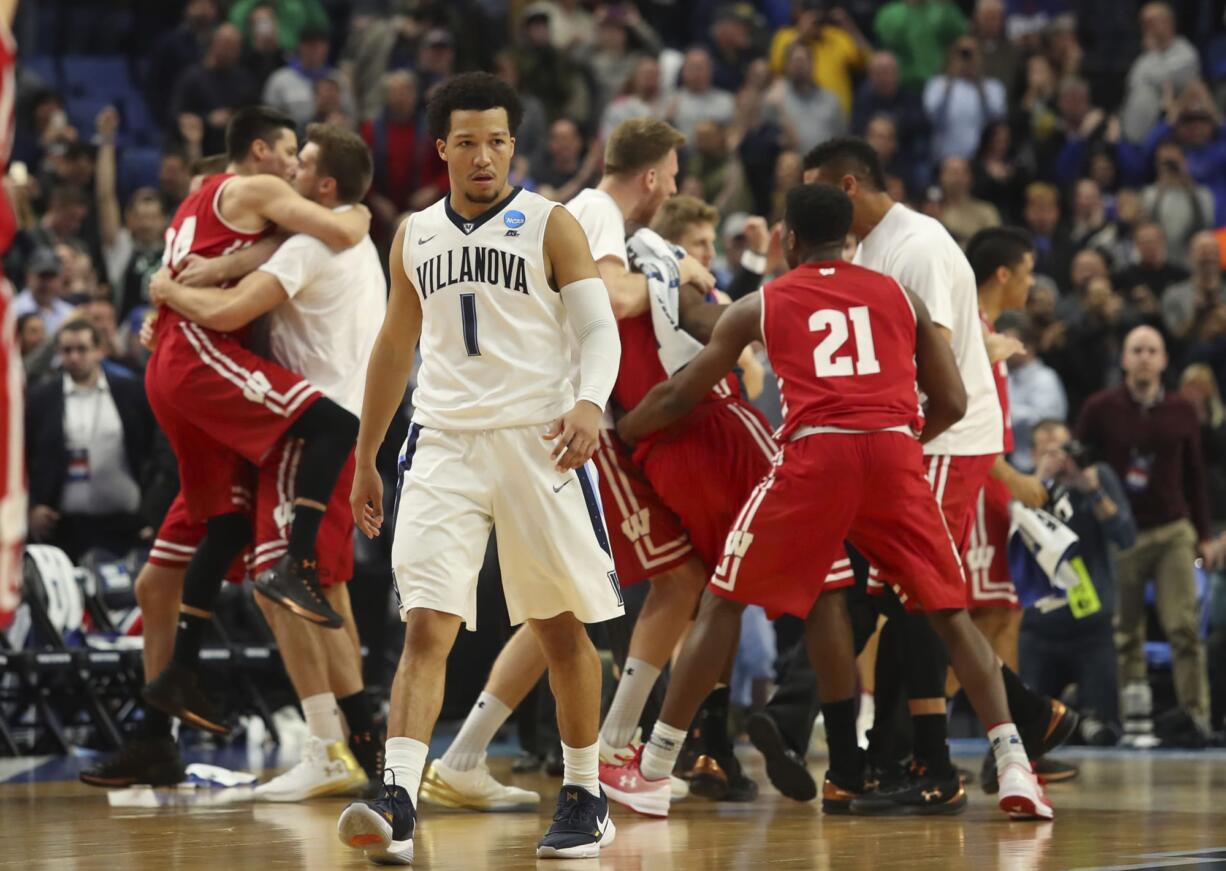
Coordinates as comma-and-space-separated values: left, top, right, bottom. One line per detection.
910, 288, 968, 444
544, 206, 621, 471
351, 218, 421, 537
618, 293, 762, 445
233, 174, 370, 250
149, 266, 288, 333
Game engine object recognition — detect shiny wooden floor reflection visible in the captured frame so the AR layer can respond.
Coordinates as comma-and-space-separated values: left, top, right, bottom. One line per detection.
3, 751, 1226, 870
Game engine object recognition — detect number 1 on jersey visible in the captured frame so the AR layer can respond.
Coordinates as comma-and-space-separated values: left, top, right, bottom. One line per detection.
460, 293, 481, 357
810, 305, 880, 377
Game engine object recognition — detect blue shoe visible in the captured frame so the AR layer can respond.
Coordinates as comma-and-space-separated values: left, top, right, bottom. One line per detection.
536, 785, 616, 859
337, 779, 416, 865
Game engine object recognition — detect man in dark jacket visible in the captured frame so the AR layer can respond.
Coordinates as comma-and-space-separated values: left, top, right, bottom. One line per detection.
25, 320, 157, 562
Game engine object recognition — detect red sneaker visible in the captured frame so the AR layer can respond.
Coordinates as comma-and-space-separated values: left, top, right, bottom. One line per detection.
599, 744, 671, 818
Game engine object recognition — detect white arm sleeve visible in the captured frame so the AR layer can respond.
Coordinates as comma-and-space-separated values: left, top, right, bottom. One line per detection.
560, 276, 621, 410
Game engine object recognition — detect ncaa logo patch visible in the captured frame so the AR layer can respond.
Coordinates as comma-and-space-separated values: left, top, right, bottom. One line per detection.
504, 209, 526, 229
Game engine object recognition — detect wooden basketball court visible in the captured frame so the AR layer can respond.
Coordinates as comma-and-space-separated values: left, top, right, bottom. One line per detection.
3, 749, 1225, 869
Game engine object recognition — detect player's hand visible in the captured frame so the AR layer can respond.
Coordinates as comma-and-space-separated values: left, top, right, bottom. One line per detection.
677, 256, 716, 294
29, 505, 60, 540
350, 462, 384, 539
177, 112, 205, 145
1012, 473, 1049, 509
985, 331, 1024, 364
174, 254, 220, 287
148, 267, 177, 307
743, 216, 770, 254
544, 400, 602, 472
140, 306, 158, 348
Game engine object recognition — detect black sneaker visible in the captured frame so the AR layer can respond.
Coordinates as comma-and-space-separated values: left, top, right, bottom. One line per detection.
1034, 756, 1079, 784
849, 762, 967, 816
337, 779, 416, 865
142, 662, 230, 735
980, 748, 1001, 794
1023, 698, 1080, 759
688, 752, 759, 802
512, 752, 544, 774
864, 758, 909, 793
746, 711, 816, 802
253, 555, 344, 628
79, 734, 185, 788
821, 767, 869, 815
544, 748, 565, 778
536, 785, 616, 859
349, 729, 384, 799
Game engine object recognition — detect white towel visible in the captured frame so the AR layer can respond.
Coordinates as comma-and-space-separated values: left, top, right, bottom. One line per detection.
626, 227, 706, 376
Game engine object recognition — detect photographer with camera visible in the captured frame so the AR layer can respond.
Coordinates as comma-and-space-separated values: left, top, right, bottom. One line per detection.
922, 34, 1006, 162
1020, 421, 1136, 745
1141, 139, 1214, 268
1077, 325, 1213, 739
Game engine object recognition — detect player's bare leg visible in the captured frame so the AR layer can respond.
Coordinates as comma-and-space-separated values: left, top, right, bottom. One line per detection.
421, 625, 546, 811
323, 585, 365, 700
926, 609, 1052, 819
80, 563, 186, 788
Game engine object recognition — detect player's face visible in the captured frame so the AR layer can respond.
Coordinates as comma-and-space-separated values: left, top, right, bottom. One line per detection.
637, 149, 679, 224
441, 109, 515, 205
294, 142, 324, 202
677, 221, 716, 269
1003, 251, 1035, 310
256, 128, 301, 182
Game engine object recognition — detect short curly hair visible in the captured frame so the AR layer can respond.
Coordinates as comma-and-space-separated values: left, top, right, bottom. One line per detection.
426, 72, 523, 141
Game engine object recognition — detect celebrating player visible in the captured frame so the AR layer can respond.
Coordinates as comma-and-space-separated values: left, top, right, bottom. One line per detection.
336, 72, 624, 864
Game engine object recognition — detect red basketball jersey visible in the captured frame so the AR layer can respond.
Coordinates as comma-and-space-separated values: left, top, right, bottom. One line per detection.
981, 313, 1014, 455
613, 311, 739, 420
762, 260, 922, 441
156, 173, 270, 342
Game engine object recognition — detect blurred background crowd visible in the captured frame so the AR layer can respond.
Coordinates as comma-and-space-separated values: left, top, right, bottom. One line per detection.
8, 0, 1226, 753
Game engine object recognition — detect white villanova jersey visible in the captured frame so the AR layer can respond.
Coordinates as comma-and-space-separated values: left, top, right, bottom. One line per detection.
403, 188, 575, 430
854, 203, 1003, 457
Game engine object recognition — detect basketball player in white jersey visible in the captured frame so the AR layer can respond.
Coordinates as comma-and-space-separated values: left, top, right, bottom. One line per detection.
418, 119, 736, 814
804, 138, 1077, 814
149, 124, 385, 800
336, 73, 624, 865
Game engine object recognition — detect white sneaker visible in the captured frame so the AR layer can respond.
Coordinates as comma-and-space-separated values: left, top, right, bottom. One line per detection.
256, 736, 368, 802
997, 761, 1054, 821
419, 756, 540, 811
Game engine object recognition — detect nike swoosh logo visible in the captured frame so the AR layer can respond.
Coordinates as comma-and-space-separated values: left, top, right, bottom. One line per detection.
552, 479, 573, 493
418, 235, 437, 245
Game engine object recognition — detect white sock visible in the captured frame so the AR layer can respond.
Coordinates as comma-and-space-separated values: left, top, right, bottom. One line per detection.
384, 736, 429, 803
599, 658, 662, 751
561, 741, 600, 797
988, 722, 1030, 772
302, 692, 344, 744
441, 691, 511, 772
639, 721, 687, 782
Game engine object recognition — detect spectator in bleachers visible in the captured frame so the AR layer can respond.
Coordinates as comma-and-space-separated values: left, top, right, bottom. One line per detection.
937, 154, 1000, 246
171, 23, 259, 155
766, 2, 870, 117
229, 0, 330, 54
972, 0, 1020, 91
1120, 2, 1201, 143
1070, 179, 1126, 263
862, 113, 918, 200
667, 46, 735, 141
873, 0, 967, 91
1001, 316, 1068, 472
513, 7, 592, 127
492, 51, 546, 176
589, 4, 661, 111
1047, 274, 1124, 419
262, 26, 355, 129
8, 186, 90, 288
600, 56, 664, 140
416, 28, 460, 94
762, 41, 845, 157
1021, 418, 1134, 746
342, 4, 425, 120
145, 0, 220, 127
25, 319, 157, 563
1180, 364, 1226, 525
706, 4, 759, 93
16, 313, 46, 360
1114, 221, 1189, 301
157, 150, 192, 217
1142, 140, 1214, 269
1023, 181, 1074, 286
530, 119, 600, 203
84, 299, 137, 379
1142, 89, 1226, 244
540, 0, 596, 54
58, 241, 100, 304
13, 248, 73, 335
1077, 325, 1213, 734
359, 70, 447, 236
850, 52, 927, 163
923, 34, 1007, 162
241, 3, 289, 92
1165, 232, 1224, 344
684, 121, 751, 216
971, 120, 1030, 225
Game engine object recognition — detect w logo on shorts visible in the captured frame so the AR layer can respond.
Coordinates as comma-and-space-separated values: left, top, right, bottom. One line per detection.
242, 370, 274, 405
712, 530, 755, 591
725, 530, 755, 558
621, 508, 650, 543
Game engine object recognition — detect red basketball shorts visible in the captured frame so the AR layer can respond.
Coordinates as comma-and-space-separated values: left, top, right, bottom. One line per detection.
593, 429, 692, 585
253, 439, 355, 586
710, 431, 968, 619
148, 490, 252, 583
965, 476, 1018, 608
145, 320, 321, 523
639, 400, 778, 572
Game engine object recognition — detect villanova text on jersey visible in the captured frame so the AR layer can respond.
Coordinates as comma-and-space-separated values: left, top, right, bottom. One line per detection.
414, 244, 530, 299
